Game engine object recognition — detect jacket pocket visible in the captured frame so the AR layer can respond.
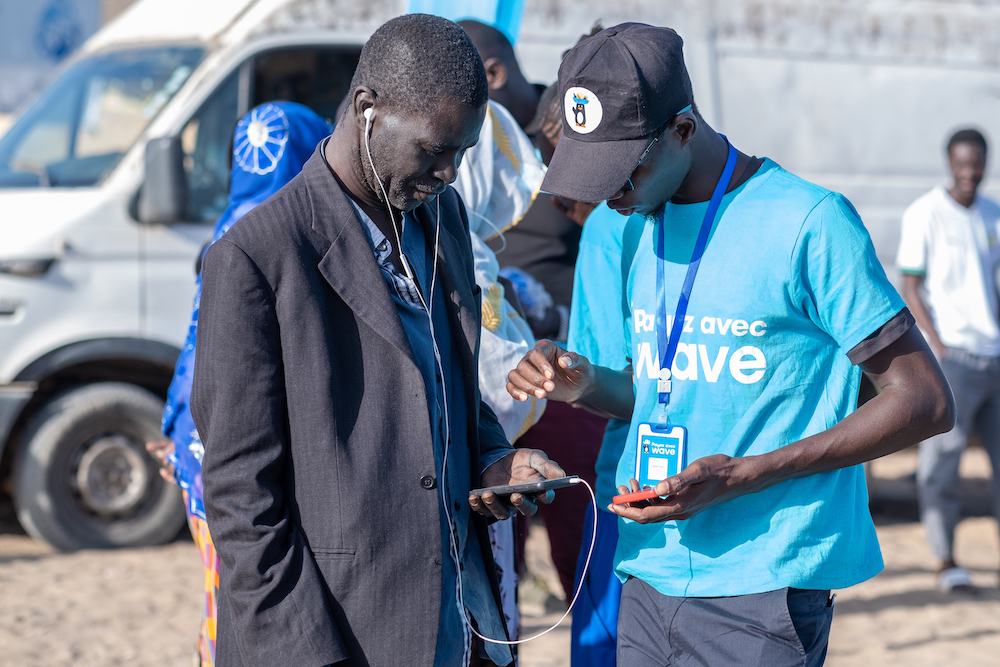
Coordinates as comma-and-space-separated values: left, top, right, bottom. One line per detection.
312, 548, 356, 560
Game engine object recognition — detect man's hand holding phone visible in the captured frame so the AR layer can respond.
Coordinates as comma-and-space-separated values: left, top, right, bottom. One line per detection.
470, 449, 566, 520
609, 453, 745, 524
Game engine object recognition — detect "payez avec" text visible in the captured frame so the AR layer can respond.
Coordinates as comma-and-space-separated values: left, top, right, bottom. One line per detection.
632, 310, 769, 385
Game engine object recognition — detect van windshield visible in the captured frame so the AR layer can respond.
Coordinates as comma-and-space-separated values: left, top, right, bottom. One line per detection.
0, 46, 204, 188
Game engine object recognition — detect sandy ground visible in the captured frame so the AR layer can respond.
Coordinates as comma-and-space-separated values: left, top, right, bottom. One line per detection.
1, 446, 998, 666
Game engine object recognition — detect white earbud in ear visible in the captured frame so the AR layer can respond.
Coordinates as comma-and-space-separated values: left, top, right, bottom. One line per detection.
363, 107, 374, 139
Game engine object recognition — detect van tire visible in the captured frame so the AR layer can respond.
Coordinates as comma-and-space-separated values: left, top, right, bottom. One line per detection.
13, 382, 186, 551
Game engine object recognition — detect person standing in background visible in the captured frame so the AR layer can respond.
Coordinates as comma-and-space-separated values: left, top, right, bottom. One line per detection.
460, 19, 578, 340
460, 20, 606, 604
452, 97, 547, 446
456, 20, 542, 132
897, 127, 1000, 594
148, 101, 332, 667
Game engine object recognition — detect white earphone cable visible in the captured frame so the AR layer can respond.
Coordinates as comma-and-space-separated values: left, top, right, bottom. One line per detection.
461, 477, 598, 646
364, 109, 470, 660
468, 208, 508, 254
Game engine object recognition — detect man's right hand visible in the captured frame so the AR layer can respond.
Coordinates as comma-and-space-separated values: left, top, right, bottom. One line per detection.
506, 339, 595, 404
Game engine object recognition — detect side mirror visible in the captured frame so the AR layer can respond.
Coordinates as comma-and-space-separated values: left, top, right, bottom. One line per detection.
139, 136, 187, 224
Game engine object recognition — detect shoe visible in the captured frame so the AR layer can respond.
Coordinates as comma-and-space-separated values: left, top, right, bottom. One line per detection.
937, 566, 977, 594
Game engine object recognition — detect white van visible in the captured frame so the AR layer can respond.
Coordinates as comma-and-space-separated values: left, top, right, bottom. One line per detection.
0, 0, 400, 550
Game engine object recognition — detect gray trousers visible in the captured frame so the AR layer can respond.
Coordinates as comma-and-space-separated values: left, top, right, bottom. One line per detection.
917, 348, 1000, 562
618, 578, 833, 666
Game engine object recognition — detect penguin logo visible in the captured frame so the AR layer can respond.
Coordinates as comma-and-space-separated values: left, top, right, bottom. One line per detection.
572, 95, 588, 127
564, 87, 603, 135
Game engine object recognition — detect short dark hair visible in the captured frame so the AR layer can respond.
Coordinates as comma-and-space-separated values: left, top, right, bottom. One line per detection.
351, 14, 488, 114
947, 128, 988, 156
457, 19, 517, 66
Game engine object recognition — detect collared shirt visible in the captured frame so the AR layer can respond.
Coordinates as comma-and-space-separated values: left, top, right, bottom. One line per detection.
366, 217, 425, 308
349, 200, 511, 666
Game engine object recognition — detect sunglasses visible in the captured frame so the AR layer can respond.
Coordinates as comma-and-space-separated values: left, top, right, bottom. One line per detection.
622, 104, 693, 192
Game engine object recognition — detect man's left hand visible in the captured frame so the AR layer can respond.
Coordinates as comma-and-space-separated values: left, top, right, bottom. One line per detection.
470, 449, 566, 521
609, 454, 754, 523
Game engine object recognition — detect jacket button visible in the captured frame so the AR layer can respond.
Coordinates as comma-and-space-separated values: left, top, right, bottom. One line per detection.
420, 475, 437, 489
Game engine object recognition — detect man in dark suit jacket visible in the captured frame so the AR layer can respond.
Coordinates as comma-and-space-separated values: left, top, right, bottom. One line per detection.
191, 15, 564, 667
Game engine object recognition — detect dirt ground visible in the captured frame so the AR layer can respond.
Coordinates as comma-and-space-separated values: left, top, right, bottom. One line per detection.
1, 446, 998, 667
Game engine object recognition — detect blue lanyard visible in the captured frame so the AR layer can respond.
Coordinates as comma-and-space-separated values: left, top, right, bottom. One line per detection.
655, 137, 737, 405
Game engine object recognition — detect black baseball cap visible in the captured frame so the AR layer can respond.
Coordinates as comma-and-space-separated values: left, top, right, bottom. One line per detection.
541, 23, 694, 203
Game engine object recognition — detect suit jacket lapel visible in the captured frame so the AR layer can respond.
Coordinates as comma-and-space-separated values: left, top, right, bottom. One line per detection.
302, 149, 414, 364
416, 196, 488, 475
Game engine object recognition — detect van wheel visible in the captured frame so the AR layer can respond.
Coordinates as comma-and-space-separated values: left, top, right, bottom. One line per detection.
13, 382, 186, 551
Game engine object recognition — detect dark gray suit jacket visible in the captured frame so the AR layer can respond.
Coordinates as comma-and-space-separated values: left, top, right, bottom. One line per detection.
191, 148, 512, 667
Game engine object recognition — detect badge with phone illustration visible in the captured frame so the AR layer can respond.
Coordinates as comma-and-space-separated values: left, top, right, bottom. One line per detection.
634, 423, 686, 488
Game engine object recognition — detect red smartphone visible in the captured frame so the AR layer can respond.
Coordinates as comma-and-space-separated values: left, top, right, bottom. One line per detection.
612, 488, 661, 505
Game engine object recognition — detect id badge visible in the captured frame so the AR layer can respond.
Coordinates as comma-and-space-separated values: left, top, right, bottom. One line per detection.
634, 423, 686, 489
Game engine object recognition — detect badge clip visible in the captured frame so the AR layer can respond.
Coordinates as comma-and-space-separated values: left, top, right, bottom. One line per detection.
657, 367, 671, 394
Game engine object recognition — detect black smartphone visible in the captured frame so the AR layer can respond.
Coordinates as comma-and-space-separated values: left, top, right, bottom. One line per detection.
470, 475, 579, 501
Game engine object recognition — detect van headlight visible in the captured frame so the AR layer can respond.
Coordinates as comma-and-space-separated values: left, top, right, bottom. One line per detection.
0, 259, 55, 276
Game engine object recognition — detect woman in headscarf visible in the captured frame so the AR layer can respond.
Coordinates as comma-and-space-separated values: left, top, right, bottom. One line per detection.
149, 101, 330, 666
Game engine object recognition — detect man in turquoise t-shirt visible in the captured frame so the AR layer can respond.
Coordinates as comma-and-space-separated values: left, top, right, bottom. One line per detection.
508, 23, 955, 666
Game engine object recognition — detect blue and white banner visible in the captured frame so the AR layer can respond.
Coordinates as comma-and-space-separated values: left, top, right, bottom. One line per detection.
0, 0, 100, 113
407, 0, 524, 45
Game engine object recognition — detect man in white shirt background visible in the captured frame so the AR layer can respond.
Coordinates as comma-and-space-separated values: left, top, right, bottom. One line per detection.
897, 127, 1000, 594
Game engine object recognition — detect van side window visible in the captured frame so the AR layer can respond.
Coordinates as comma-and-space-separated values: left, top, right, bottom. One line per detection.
252, 47, 361, 123
180, 71, 239, 222
176, 46, 360, 222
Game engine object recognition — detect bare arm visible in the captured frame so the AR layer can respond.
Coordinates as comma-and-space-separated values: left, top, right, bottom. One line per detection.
507, 339, 635, 420
612, 325, 956, 522
901, 273, 946, 358
573, 363, 635, 420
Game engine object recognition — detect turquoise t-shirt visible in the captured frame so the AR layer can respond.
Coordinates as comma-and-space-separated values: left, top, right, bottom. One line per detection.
567, 203, 631, 507
615, 159, 904, 597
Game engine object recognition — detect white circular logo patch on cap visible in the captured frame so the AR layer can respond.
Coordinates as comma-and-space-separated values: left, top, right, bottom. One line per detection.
564, 86, 603, 134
